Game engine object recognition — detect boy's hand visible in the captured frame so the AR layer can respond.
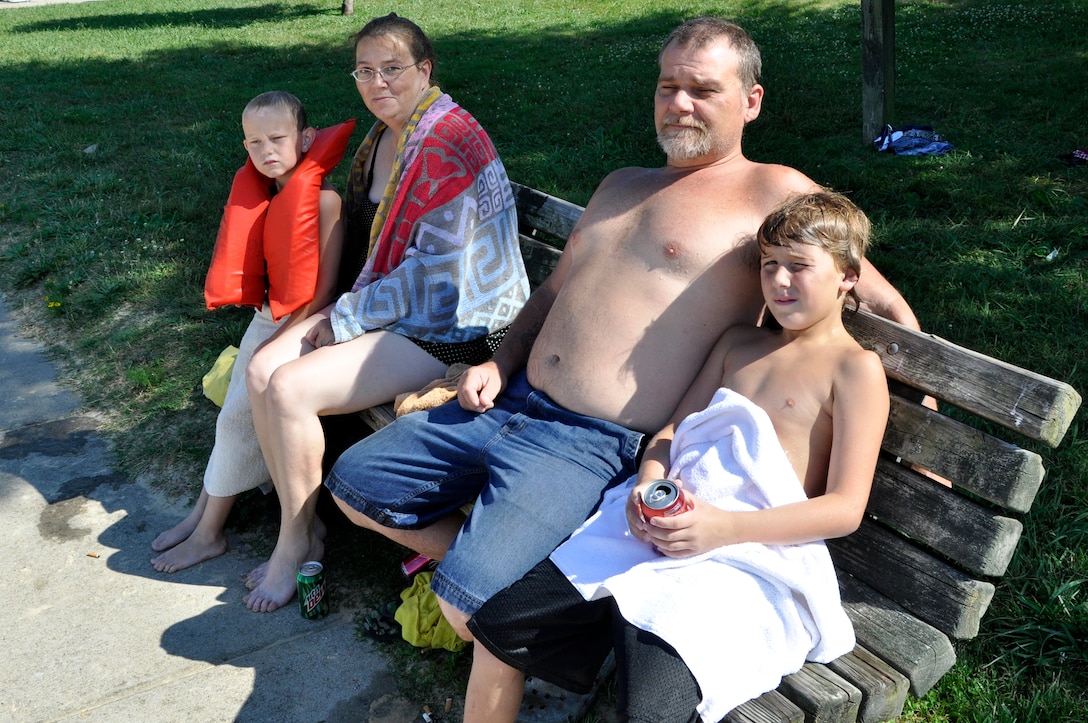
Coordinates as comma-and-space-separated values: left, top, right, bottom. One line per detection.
641, 494, 729, 558
625, 481, 655, 543
457, 361, 505, 413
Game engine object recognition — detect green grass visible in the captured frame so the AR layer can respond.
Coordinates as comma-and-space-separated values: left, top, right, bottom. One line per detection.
1, 0, 1086, 719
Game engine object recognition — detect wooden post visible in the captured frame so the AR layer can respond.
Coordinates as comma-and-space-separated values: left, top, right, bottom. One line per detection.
341, 0, 353, 15
861, 0, 895, 145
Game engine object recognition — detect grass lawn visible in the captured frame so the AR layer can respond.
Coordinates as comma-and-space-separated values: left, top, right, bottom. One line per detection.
1, 0, 1085, 720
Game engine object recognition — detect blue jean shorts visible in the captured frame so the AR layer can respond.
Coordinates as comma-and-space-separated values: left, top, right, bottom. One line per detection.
324, 370, 645, 616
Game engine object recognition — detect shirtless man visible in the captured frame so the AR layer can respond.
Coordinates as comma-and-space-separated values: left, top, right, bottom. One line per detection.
325, 17, 917, 639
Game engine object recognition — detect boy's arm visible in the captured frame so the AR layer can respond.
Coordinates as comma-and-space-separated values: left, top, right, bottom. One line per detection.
272, 186, 344, 338
645, 349, 888, 556
625, 329, 738, 540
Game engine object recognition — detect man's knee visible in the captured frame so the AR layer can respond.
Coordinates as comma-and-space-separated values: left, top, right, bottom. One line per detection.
329, 493, 384, 532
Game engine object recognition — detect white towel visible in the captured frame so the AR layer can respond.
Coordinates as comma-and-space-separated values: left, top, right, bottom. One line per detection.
550, 388, 855, 722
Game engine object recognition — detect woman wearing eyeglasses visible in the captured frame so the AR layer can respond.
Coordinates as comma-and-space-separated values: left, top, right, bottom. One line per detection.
237, 13, 529, 612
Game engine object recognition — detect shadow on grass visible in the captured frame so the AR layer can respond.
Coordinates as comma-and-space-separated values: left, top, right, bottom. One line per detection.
7, 3, 323, 33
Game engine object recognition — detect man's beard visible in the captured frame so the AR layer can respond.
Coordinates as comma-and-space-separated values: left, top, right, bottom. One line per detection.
656, 118, 717, 160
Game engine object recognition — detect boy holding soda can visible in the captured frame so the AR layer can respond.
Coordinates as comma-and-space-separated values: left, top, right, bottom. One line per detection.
464, 191, 890, 722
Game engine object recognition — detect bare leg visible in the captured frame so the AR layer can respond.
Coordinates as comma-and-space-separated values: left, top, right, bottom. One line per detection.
464, 641, 525, 723
150, 492, 235, 572
245, 328, 445, 613
330, 494, 466, 561
438, 595, 474, 642
151, 488, 209, 552
245, 514, 327, 590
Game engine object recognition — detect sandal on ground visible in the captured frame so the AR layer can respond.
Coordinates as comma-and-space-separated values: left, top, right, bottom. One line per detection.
361, 600, 401, 642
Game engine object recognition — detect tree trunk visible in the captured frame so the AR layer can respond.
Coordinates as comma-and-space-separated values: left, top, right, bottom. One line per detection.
341, 0, 354, 16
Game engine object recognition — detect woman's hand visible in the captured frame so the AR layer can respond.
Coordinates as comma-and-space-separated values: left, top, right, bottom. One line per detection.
304, 318, 338, 349
457, 360, 505, 413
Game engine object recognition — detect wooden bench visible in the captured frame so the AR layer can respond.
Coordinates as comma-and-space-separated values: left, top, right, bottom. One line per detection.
359, 183, 1082, 723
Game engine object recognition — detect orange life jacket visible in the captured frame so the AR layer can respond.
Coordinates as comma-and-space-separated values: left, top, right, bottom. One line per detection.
204, 119, 356, 321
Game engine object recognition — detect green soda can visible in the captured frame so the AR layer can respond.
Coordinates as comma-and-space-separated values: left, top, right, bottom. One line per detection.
297, 561, 329, 619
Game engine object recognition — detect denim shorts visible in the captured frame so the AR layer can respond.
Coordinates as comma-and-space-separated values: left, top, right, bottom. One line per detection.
324, 370, 644, 616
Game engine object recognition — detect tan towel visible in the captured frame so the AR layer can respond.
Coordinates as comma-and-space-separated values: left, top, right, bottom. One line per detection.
394, 363, 470, 417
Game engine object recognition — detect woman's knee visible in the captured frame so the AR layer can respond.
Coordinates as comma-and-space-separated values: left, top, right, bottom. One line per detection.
264, 363, 316, 415
245, 345, 278, 398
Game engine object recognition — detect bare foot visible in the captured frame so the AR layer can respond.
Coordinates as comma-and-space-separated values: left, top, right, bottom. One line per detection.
245, 561, 268, 590
245, 514, 326, 589
150, 532, 228, 573
151, 493, 209, 552
243, 535, 324, 613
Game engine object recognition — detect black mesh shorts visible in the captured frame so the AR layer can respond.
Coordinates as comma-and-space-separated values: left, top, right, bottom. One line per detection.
468, 558, 614, 694
468, 558, 702, 722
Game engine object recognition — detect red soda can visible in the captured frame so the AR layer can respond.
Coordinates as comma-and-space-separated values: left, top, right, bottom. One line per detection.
640, 479, 694, 519
400, 552, 438, 578
297, 561, 329, 619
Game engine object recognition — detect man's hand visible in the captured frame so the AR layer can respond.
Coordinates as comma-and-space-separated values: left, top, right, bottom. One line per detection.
304, 318, 337, 349
457, 360, 506, 413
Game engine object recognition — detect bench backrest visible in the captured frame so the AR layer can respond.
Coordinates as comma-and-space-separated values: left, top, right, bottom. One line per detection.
509, 182, 1081, 721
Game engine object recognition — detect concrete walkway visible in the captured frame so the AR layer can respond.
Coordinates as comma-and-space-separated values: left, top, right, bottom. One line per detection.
0, 295, 411, 723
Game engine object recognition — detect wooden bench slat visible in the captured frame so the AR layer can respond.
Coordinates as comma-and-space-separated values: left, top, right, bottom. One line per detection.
867, 459, 1025, 577
511, 182, 585, 240
825, 646, 909, 723
360, 403, 396, 431
838, 575, 956, 697
777, 662, 862, 723
829, 522, 995, 639
518, 234, 562, 288
882, 395, 1045, 512
844, 310, 1081, 447
724, 689, 804, 723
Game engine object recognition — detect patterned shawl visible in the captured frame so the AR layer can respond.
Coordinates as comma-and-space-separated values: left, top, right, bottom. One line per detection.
331, 87, 528, 344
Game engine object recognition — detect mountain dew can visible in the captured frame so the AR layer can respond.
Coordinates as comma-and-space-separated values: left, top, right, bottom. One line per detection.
297, 561, 329, 619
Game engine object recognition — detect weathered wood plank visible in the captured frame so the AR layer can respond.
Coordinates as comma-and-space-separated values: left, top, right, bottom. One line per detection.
778, 662, 861, 723
359, 403, 396, 431
511, 182, 584, 241
839, 575, 956, 697
825, 645, 909, 723
723, 689, 804, 723
518, 234, 562, 288
866, 459, 1024, 577
829, 522, 995, 639
844, 310, 1081, 447
882, 395, 1045, 512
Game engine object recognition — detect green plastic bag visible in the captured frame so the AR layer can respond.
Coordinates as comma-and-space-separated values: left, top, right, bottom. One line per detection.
394, 572, 468, 652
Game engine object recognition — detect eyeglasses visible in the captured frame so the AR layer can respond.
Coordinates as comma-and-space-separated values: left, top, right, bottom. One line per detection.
350, 62, 421, 83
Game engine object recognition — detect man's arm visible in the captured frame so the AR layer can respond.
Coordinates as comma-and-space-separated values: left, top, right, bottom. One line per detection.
456, 234, 575, 412
856, 258, 921, 330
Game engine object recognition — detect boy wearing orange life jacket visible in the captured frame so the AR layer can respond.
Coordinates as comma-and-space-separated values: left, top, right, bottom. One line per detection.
151, 92, 354, 573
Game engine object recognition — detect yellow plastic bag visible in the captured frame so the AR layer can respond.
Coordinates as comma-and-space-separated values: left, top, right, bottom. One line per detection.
394, 572, 469, 652
201, 345, 238, 408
